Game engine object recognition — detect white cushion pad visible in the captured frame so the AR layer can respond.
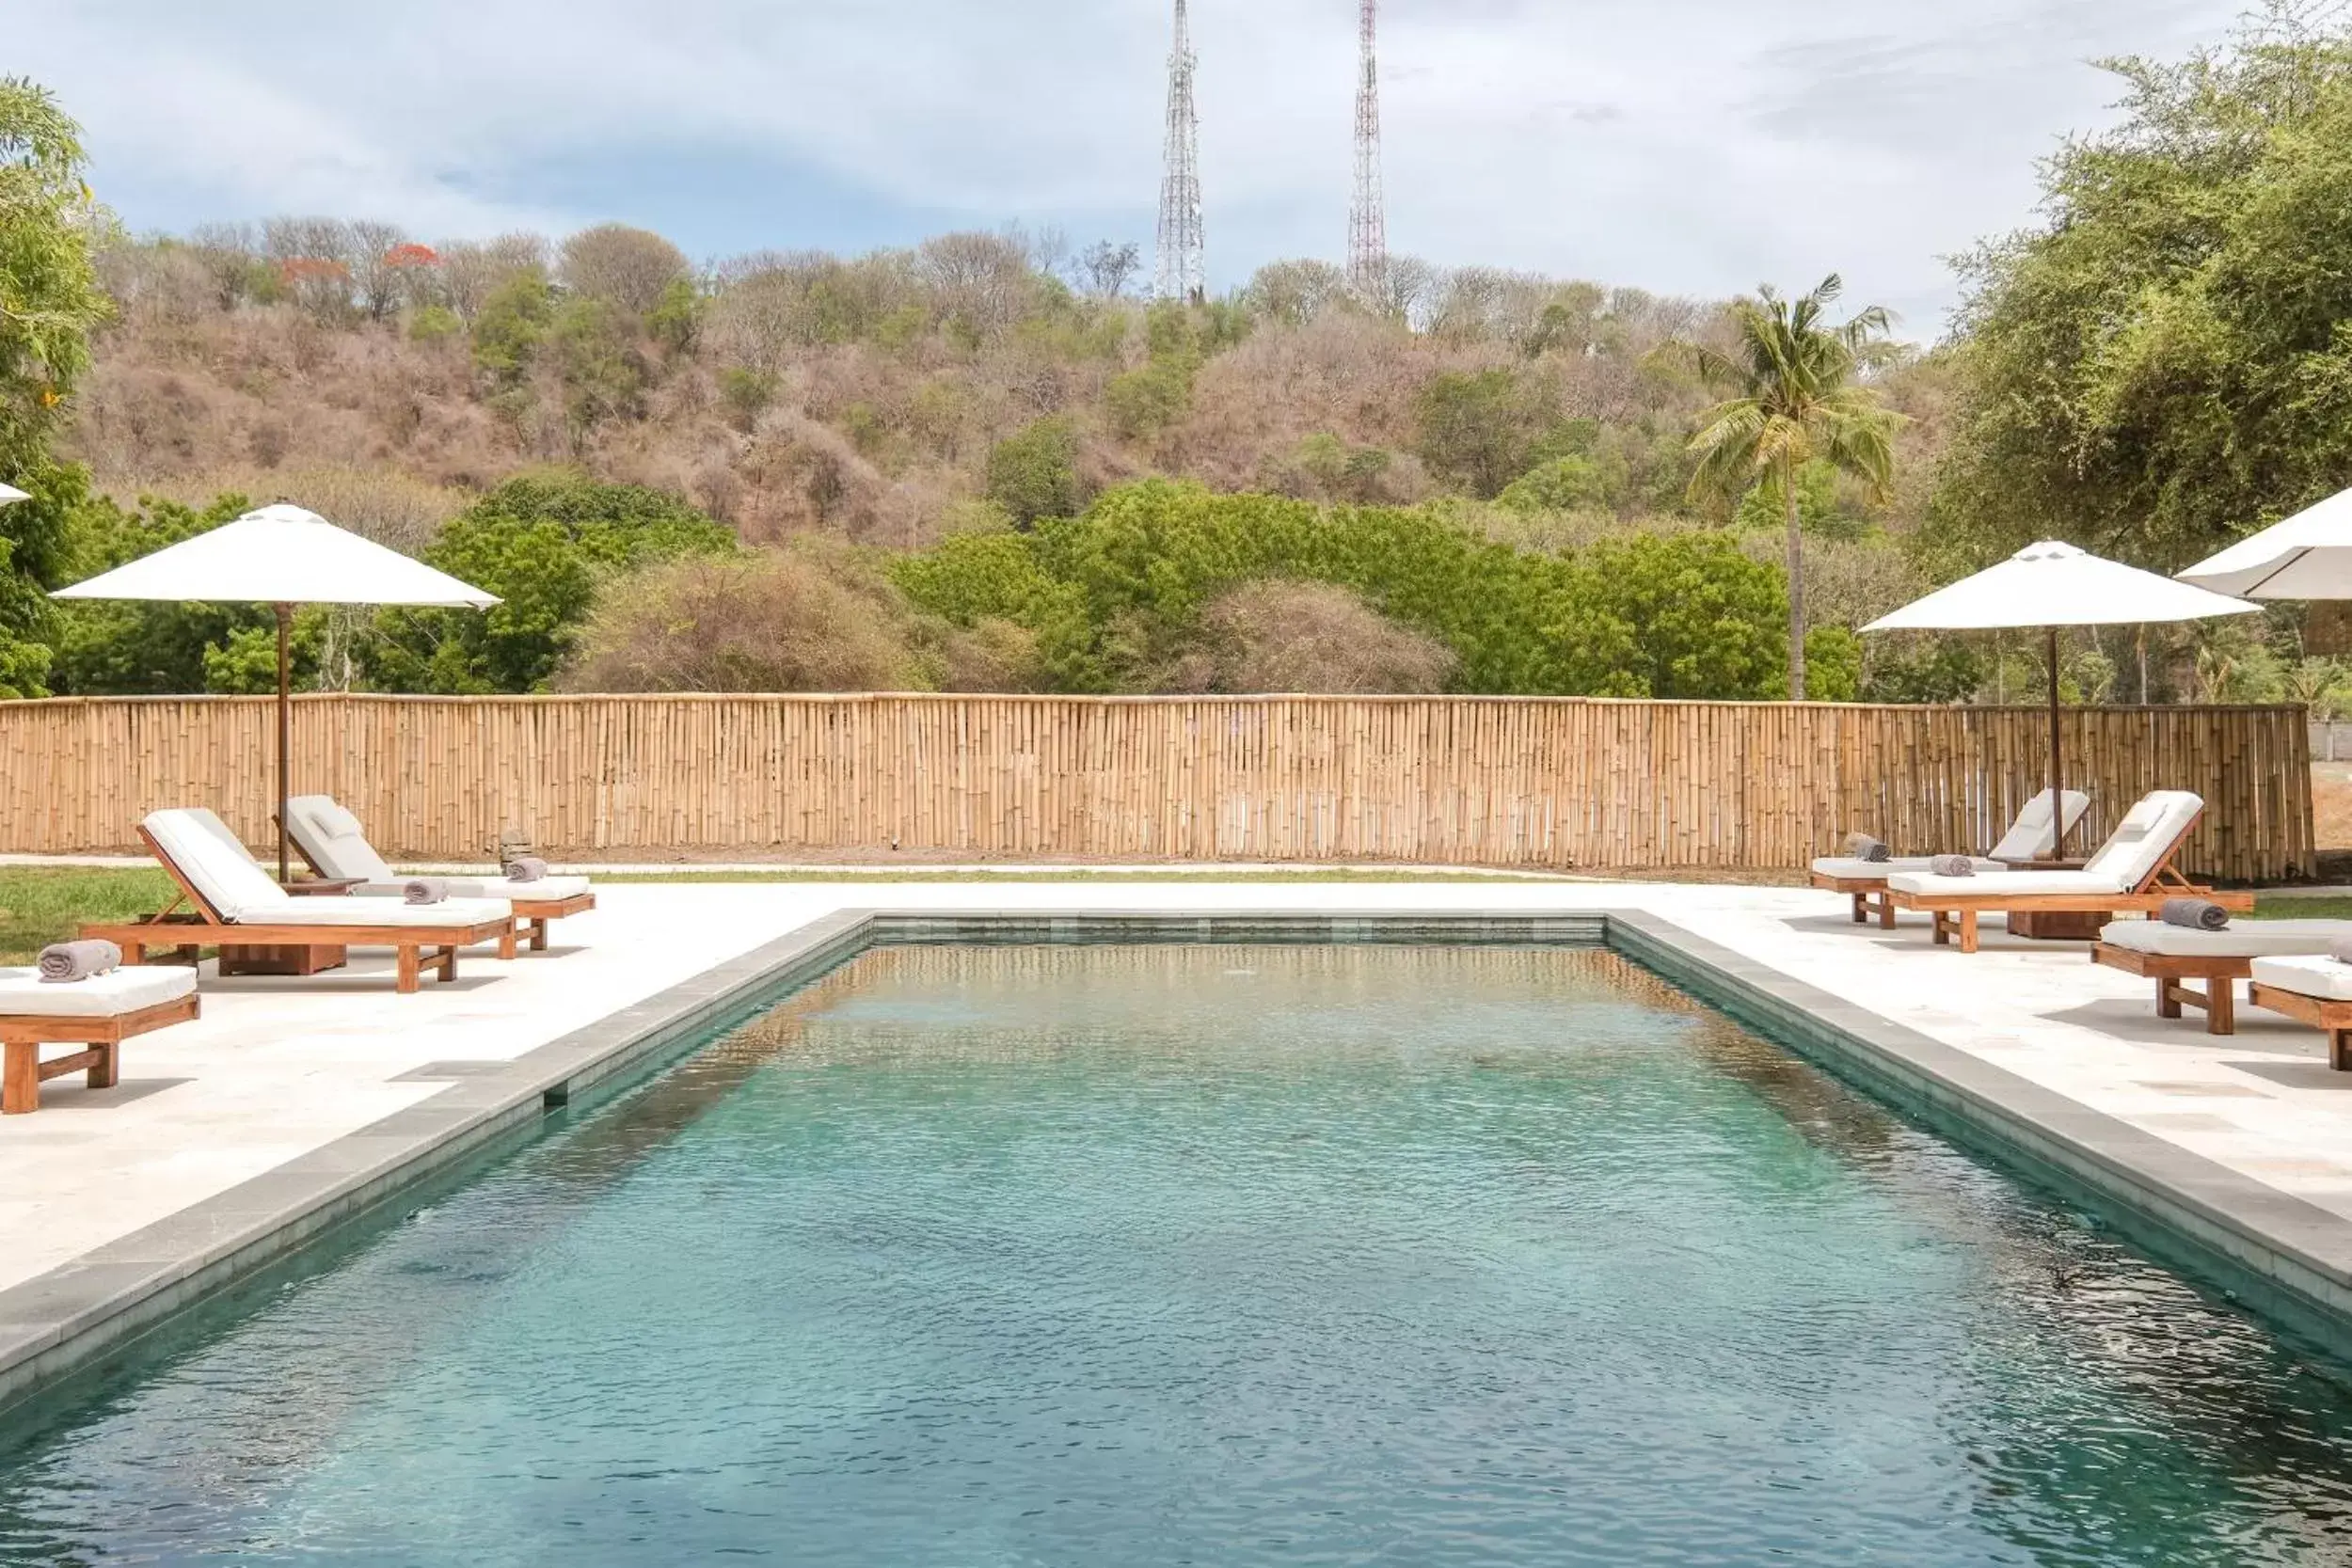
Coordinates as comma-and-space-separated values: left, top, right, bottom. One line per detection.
2253, 956, 2352, 1004
1885, 870, 2131, 898
2100, 920, 2347, 958
1813, 856, 1947, 880
242, 896, 513, 929
283, 794, 395, 884
0, 965, 198, 1017
146, 808, 291, 922
354, 876, 591, 903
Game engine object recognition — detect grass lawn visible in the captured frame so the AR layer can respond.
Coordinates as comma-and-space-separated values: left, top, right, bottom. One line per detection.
2250, 895, 2352, 921
0, 866, 181, 966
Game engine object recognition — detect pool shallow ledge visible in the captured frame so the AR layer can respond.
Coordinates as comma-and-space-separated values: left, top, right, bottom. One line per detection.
8, 907, 2352, 1418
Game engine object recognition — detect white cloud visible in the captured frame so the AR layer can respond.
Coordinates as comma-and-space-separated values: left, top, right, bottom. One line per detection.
12, 0, 2245, 330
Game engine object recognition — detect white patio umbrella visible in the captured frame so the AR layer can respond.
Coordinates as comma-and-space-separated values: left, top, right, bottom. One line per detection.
52, 503, 500, 880
0, 483, 28, 506
1863, 541, 2259, 857
2178, 485, 2352, 599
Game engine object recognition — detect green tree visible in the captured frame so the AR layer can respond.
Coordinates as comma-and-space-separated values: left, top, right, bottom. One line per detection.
549, 296, 645, 448
1686, 276, 1900, 700
1415, 369, 1550, 498
1936, 5, 2352, 571
984, 418, 1084, 527
1549, 532, 1788, 699
471, 268, 553, 395
45, 488, 291, 694
366, 474, 734, 692
0, 77, 112, 696
1497, 455, 1610, 515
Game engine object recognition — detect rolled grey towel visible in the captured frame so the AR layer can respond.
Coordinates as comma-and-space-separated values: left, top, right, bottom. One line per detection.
38, 940, 121, 983
2160, 897, 2230, 932
1844, 834, 1891, 864
503, 856, 548, 883
2334, 936, 2352, 967
1927, 855, 1976, 879
404, 879, 450, 906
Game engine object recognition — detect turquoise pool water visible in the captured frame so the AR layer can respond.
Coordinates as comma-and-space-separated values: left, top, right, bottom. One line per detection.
5, 943, 2352, 1565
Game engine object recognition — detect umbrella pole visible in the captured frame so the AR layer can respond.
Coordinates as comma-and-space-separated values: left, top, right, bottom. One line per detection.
276, 603, 293, 884
2047, 626, 2064, 861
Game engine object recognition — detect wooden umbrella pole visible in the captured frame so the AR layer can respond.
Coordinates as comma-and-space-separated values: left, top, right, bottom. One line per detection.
2047, 625, 2064, 860
276, 602, 293, 883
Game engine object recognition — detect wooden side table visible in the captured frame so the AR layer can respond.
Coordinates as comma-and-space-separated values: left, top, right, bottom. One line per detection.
1994, 859, 2105, 942
216, 878, 366, 977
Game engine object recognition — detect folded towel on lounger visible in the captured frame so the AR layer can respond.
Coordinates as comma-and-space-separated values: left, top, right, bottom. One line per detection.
1927, 855, 1975, 879
2160, 897, 2231, 932
2333, 936, 2352, 967
404, 879, 450, 906
1844, 834, 1891, 864
38, 939, 121, 983
502, 856, 548, 883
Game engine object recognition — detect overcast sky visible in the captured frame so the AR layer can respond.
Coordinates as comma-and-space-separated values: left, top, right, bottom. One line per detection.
17, 0, 2248, 336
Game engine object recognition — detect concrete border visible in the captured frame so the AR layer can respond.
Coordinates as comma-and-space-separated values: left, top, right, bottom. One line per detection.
7, 905, 2352, 1422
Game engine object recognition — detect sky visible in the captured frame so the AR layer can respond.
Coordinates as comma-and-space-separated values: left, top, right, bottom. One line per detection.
15, 0, 2251, 337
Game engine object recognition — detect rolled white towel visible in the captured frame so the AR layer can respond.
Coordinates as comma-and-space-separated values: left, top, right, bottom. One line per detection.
1926, 854, 1975, 879
503, 856, 548, 883
39, 939, 122, 983
404, 879, 450, 906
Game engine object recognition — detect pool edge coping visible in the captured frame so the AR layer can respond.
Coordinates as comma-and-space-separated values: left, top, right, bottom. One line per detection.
7, 905, 2352, 1417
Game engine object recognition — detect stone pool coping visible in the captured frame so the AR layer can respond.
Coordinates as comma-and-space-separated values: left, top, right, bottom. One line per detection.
8, 906, 2352, 1418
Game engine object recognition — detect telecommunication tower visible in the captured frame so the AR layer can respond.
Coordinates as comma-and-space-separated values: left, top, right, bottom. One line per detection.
1156, 0, 1206, 305
1348, 0, 1388, 299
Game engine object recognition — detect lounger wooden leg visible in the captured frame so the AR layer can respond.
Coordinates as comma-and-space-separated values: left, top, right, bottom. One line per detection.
396, 944, 421, 995
1931, 911, 1949, 946
2334, 1029, 2352, 1073
3, 1042, 35, 1116
1879, 895, 1896, 930
2209, 980, 2236, 1037
529, 918, 550, 953
437, 945, 458, 984
1851, 894, 1867, 926
1959, 911, 1979, 955
498, 927, 518, 961
87, 1037, 119, 1090
2156, 979, 2183, 1020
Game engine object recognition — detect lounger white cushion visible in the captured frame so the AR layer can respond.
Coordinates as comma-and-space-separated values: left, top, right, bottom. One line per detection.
144, 809, 507, 927
2100, 920, 2347, 958
1810, 790, 2090, 881
2252, 956, 2352, 1003
1885, 869, 2130, 897
285, 795, 591, 902
0, 965, 197, 1017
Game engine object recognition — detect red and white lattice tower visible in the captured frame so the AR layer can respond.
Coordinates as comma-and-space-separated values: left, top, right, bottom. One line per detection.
1347, 0, 1388, 300
1155, 0, 1206, 305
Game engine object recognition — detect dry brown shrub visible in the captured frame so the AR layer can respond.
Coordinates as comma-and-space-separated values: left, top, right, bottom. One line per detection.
1182, 580, 1456, 694
98, 463, 469, 551
559, 225, 690, 315
562, 546, 926, 693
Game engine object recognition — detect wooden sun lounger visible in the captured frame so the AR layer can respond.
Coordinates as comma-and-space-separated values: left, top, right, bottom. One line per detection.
2090, 944, 2249, 1036
2247, 985, 2352, 1071
82, 828, 517, 994
281, 814, 595, 953
2, 993, 199, 1115
1812, 872, 1899, 930
1888, 806, 2251, 956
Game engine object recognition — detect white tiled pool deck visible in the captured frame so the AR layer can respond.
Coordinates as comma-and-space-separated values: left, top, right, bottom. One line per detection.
7, 879, 2352, 1296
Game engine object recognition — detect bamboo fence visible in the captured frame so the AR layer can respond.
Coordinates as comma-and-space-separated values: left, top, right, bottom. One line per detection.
0, 693, 2317, 879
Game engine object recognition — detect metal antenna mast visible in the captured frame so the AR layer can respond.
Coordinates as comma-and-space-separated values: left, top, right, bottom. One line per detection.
1156, 0, 1206, 305
1348, 0, 1388, 300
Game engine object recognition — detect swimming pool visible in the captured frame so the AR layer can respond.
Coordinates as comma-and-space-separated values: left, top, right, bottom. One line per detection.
4, 942, 2351, 1564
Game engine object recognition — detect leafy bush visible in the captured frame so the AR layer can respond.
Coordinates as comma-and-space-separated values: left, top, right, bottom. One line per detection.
984, 418, 1084, 527
1497, 455, 1610, 515
1548, 532, 1788, 699
367, 473, 734, 693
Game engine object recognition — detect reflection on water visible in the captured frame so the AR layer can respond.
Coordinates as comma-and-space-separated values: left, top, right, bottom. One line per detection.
1, 943, 2350, 1566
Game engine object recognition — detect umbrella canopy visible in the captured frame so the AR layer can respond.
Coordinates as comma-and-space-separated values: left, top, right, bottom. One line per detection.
2177, 487, 2352, 599
1865, 541, 2260, 632
1863, 541, 2257, 859
52, 503, 496, 609
0, 483, 27, 506
53, 504, 499, 879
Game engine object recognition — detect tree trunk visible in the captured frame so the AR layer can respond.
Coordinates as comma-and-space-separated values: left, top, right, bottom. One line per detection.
1784, 452, 1806, 700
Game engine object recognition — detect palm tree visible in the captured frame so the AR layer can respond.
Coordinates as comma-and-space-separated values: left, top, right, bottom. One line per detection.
1686, 277, 1902, 699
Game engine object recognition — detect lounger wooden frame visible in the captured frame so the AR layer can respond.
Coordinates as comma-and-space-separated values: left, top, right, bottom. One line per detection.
1889, 810, 2252, 954
2, 992, 199, 1114
2248, 984, 2352, 1072
284, 830, 595, 953
2090, 942, 2249, 1036
1811, 872, 1899, 929
80, 828, 516, 994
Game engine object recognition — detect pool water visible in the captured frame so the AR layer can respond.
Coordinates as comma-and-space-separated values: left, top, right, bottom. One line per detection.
5, 944, 2352, 1565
